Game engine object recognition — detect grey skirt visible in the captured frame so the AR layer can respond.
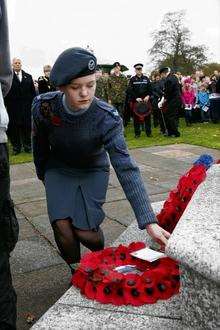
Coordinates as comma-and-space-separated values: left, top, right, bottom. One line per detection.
44, 168, 109, 230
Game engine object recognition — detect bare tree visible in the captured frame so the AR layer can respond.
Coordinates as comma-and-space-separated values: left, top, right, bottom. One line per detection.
149, 11, 208, 74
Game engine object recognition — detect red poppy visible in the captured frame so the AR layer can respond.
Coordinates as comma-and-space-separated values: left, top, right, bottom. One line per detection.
51, 115, 62, 126
80, 251, 102, 273
115, 245, 132, 265
84, 281, 97, 300
123, 276, 143, 306
156, 280, 175, 300
71, 270, 87, 291
128, 241, 146, 253
139, 282, 159, 304
103, 270, 124, 284
96, 283, 115, 304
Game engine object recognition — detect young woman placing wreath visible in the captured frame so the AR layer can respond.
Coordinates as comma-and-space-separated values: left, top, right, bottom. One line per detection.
32, 48, 170, 274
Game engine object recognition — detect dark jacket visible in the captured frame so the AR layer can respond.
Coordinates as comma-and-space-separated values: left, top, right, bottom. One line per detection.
164, 74, 182, 103
4, 70, 36, 126
216, 77, 220, 93
127, 75, 152, 101
38, 76, 56, 94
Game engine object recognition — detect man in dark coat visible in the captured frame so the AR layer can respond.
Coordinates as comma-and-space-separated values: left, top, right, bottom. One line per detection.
159, 67, 182, 137
4, 58, 36, 154
127, 63, 152, 137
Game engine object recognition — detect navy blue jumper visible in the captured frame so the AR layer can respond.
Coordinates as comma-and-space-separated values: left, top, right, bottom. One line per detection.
32, 92, 158, 230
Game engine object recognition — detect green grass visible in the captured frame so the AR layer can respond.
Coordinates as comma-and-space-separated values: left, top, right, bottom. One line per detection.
125, 118, 220, 150
9, 118, 220, 165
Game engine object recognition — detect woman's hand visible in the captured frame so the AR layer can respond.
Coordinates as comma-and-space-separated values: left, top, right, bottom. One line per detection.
146, 223, 171, 248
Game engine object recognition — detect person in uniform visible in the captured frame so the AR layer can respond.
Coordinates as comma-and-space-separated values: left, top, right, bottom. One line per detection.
159, 67, 182, 137
107, 62, 128, 119
38, 65, 56, 94
4, 58, 36, 154
32, 48, 170, 274
127, 63, 152, 138
95, 68, 108, 102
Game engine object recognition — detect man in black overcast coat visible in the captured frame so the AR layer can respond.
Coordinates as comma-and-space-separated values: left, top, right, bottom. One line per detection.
4, 58, 36, 154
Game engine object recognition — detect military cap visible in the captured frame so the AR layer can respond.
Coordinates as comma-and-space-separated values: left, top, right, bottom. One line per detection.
159, 67, 171, 75
113, 62, 121, 68
134, 63, 143, 69
50, 47, 97, 87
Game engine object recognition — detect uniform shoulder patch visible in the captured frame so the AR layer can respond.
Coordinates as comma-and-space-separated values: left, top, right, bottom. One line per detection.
38, 91, 60, 101
96, 98, 119, 118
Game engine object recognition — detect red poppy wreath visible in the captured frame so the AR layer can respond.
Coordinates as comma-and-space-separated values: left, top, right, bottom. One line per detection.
71, 154, 215, 305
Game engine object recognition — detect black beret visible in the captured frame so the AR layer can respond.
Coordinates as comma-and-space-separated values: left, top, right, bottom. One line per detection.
113, 62, 121, 68
159, 67, 171, 75
50, 47, 97, 86
134, 63, 143, 68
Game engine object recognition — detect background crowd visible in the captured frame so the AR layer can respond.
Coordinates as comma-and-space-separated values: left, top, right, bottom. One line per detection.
3, 57, 220, 155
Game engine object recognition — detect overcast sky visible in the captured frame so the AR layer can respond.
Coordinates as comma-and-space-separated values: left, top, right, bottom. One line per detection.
7, 0, 220, 78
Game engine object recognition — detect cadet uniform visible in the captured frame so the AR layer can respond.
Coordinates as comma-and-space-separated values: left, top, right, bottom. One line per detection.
38, 75, 56, 94
32, 48, 157, 271
127, 64, 152, 137
95, 76, 108, 102
107, 65, 127, 118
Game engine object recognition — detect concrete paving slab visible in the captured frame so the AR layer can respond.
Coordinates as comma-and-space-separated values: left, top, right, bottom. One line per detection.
11, 179, 45, 204
17, 200, 48, 218
30, 215, 56, 247
105, 187, 126, 203
13, 264, 70, 330
10, 163, 35, 181
11, 236, 63, 274
103, 199, 135, 227
100, 217, 126, 246
17, 217, 38, 241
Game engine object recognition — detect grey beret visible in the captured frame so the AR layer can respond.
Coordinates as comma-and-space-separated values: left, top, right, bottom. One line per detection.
50, 47, 97, 87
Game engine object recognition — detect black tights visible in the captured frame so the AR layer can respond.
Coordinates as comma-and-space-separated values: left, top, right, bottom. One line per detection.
52, 218, 104, 268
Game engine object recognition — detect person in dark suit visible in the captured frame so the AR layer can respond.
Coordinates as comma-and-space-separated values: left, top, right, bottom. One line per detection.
159, 67, 182, 137
38, 65, 56, 94
4, 58, 36, 154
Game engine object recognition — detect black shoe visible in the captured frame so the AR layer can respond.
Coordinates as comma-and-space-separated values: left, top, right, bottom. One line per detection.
24, 148, 32, 153
174, 132, 180, 137
12, 150, 21, 155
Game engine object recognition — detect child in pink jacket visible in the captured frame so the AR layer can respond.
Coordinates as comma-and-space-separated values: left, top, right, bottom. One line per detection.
181, 78, 196, 125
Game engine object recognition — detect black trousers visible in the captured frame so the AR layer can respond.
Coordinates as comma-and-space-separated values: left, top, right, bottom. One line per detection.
165, 100, 180, 136
133, 114, 151, 136
7, 121, 31, 152
0, 144, 17, 330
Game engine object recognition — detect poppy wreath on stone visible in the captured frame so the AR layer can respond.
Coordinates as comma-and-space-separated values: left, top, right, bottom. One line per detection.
72, 242, 180, 306
157, 154, 214, 233
71, 154, 214, 306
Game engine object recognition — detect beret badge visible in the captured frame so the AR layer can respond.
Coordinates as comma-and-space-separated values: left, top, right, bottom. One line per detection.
88, 59, 96, 71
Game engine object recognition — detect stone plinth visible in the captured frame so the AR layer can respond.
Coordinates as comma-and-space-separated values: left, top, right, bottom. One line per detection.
166, 164, 220, 329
